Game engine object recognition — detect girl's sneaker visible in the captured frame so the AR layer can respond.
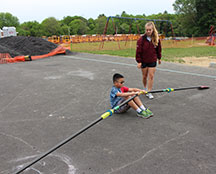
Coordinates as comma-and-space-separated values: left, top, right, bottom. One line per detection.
146, 93, 154, 99
137, 110, 151, 119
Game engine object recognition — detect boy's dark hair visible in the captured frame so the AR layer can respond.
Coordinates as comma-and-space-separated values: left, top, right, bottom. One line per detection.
113, 73, 124, 83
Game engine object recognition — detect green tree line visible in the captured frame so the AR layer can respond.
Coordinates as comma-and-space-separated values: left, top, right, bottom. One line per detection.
0, 0, 215, 37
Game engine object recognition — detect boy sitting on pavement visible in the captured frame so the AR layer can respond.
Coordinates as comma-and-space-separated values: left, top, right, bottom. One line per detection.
110, 73, 153, 118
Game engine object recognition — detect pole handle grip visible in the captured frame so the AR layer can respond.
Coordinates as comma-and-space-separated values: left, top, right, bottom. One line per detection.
101, 109, 114, 119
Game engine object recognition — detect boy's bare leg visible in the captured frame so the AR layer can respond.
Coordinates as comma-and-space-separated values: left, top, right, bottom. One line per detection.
125, 96, 139, 110
133, 96, 145, 107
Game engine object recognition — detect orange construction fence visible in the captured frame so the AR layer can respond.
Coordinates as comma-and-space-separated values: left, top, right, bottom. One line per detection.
47, 34, 143, 44
46, 34, 166, 44
0, 46, 66, 64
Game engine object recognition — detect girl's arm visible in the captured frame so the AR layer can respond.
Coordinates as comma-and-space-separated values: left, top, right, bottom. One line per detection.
156, 39, 162, 60
136, 37, 143, 63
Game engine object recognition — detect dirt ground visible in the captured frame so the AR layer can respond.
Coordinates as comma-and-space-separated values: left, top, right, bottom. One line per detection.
182, 56, 216, 67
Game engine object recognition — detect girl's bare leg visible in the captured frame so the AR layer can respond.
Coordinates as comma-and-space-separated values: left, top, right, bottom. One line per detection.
141, 68, 148, 89
147, 67, 156, 91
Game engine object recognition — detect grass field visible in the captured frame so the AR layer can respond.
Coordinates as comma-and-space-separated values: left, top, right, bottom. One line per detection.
63, 38, 216, 65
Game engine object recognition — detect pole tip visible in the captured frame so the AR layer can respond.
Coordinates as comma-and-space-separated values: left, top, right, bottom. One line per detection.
198, 86, 210, 90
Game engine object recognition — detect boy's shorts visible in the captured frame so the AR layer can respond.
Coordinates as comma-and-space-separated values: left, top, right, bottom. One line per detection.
114, 99, 131, 114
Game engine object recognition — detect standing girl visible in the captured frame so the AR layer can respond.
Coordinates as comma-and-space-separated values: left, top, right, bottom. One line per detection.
136, 21, 162, 99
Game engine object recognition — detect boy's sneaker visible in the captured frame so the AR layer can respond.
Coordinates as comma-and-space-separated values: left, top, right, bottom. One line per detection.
145, 108, 154, 117
137, 110, 151, 119
146, 93, 154, 99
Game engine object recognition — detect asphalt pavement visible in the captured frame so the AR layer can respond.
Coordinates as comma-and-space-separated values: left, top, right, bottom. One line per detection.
0, 52, 216, 174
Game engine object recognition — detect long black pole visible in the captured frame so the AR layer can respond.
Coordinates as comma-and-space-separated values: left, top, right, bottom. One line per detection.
147, 86, 209, 94
14, 85, 209, 173
14, 92, 141, 174
14, 117, 103, 174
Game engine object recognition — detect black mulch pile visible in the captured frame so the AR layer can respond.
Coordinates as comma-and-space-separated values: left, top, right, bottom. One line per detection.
0, 36, 69, 57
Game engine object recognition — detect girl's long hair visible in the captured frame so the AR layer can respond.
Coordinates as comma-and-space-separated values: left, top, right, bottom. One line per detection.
145, 22, 159, 46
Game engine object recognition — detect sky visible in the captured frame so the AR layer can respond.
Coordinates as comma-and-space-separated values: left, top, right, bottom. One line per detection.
0, 0, 176, 23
